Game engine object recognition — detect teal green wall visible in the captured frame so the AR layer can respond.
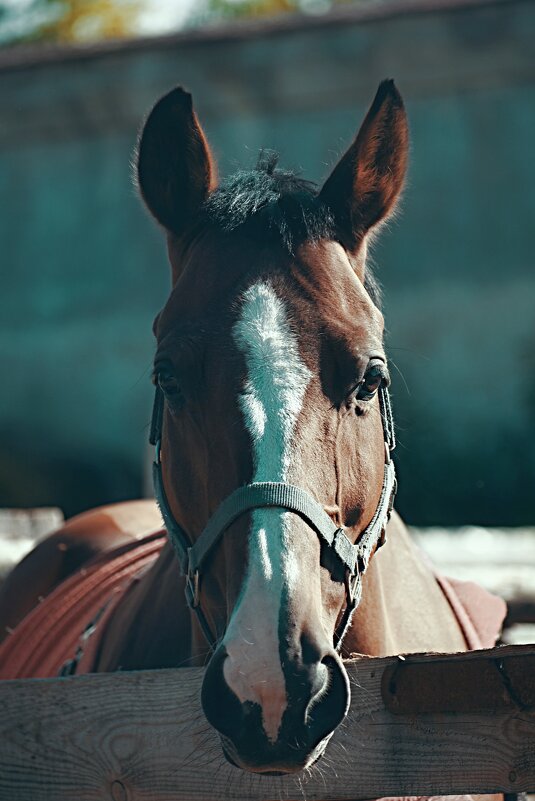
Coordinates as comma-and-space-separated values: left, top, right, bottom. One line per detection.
0, 0, 533, 521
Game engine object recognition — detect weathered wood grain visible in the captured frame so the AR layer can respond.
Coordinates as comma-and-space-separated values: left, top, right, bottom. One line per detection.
0, 645, 533, 801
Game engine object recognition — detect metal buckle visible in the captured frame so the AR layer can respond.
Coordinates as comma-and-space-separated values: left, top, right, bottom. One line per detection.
186, 568, 200, 608
346, 564, 362, 606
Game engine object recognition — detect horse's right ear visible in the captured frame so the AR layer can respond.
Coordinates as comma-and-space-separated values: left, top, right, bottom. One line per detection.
136, 88, 216, 236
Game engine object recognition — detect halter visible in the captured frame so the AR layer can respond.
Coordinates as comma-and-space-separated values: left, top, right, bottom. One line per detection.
150, 384, 397, 651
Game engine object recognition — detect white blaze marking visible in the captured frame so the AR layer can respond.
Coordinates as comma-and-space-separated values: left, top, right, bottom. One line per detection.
223, 282, 312, 743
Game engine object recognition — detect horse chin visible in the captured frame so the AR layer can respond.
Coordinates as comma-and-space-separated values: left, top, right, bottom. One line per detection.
219, 732, 332, 775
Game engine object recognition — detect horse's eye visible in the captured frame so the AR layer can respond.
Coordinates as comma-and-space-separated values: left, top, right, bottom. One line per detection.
155, 367, 181, 398
356, 362, 388, 401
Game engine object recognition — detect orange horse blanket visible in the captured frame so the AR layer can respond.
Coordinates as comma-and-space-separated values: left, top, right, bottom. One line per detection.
0, 532, 166, 679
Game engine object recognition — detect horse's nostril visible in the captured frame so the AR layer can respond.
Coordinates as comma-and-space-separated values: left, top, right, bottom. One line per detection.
304, 661, 329, 717
323, 654, 350, 711
201, 646, 244, 739
304, 654, 350, 745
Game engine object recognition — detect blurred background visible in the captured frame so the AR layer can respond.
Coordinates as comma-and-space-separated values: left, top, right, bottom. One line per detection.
0, 0, 534, 634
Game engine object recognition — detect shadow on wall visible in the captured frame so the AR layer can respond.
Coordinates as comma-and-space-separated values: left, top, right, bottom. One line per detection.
0, 433, 140, 519
394, 406, 535, 527
1, 0, 534, 525
390, 322, 535, 527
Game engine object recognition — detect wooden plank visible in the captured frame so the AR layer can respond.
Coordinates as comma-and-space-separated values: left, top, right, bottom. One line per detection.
412, 527, 535, 608
0, 507, 64, 580
0, 645, 534, 801
0, 508, 63, 541
506, 599, 535, 626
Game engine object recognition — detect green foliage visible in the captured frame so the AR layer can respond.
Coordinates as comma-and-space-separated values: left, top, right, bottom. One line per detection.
190, 0, 353, 25
0, 0, 360, 47
0, 0, 142, 45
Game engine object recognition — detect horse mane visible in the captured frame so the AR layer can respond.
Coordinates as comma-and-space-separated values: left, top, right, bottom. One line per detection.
203, 150, 382, 308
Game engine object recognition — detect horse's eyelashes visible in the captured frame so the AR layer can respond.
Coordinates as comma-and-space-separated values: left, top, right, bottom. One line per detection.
352, 361, 390, 403
153, 365, 185, 409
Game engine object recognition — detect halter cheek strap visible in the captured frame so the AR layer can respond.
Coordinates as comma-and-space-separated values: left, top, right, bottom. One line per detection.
150, 384, 397, 651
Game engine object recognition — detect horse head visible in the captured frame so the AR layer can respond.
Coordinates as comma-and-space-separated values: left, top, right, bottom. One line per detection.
136, 80, 408, 774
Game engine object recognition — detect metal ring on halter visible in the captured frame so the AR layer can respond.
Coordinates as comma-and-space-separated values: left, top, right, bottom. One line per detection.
347, 562, 362, 603
186, 558, 201, 608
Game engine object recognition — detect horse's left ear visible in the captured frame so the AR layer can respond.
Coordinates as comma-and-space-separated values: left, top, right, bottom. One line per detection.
320, 79, 408, 247
136, 87, 217, 237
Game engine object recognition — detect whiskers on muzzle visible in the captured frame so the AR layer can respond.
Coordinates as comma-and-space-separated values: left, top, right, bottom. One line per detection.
201, 643, 350, 774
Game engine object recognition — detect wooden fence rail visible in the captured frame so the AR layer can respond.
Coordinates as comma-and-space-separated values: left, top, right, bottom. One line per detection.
0, 644, 534, 801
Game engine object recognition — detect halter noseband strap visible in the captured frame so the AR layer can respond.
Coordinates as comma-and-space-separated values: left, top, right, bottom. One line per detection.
150, 384, 397, 651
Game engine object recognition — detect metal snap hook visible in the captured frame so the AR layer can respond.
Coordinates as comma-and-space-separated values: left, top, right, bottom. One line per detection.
186, 568, 201, 608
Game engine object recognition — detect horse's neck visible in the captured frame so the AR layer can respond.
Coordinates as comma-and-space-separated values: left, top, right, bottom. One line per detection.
344, 511, 467, 657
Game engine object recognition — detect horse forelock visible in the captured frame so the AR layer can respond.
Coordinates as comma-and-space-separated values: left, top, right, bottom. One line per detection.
199, 153, 381, 309
204, 153, 331, 249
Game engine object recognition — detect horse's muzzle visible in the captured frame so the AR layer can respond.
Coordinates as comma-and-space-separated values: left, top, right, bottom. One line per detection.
201, 646, 349, 773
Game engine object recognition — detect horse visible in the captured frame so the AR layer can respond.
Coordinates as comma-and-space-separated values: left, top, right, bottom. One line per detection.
0, 80, 506, 788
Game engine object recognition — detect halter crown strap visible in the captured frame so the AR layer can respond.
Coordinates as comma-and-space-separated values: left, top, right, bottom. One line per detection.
150, 383, 396, 649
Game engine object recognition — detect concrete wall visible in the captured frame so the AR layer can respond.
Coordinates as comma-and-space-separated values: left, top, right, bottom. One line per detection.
0, 0, 533, 521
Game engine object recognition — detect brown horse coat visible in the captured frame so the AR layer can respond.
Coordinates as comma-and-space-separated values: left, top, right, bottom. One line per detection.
0, 506, 505, 680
